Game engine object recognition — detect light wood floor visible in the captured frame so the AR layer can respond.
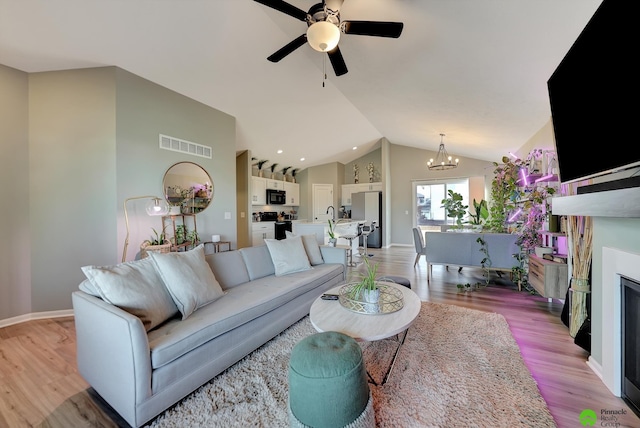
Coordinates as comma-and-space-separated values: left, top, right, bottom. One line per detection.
1, 246, 638, 427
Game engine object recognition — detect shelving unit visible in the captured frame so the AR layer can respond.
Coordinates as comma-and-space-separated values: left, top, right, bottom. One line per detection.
528, 254, 568, 299
162, 214, 199, 252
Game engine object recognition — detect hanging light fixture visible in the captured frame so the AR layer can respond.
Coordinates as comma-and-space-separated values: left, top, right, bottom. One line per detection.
427, 133, 459, 170
307, 21, 340, 52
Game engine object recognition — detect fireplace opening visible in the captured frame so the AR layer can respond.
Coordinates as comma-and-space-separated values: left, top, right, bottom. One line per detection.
622, 275, 640, 418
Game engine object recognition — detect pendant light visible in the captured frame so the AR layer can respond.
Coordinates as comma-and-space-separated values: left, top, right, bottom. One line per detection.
427, 134, 459, 170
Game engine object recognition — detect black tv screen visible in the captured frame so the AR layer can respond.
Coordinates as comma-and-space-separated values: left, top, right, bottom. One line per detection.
547, 0, 639, 184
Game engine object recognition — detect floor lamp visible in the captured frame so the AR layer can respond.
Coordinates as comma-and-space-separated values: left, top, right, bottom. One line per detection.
122, 196, 169, 262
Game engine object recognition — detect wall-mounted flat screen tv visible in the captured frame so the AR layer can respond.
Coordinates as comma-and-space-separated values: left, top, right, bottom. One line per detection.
547, 0, 639, 185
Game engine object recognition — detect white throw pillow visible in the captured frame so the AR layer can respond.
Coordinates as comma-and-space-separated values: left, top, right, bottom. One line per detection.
264, 236, 312, 276
285, 230, 324, 266
81, 258, 179, 331
149, 244, 226, 320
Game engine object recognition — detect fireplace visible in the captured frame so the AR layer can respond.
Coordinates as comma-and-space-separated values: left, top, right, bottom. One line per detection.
599, 247, 640, 403
622, 276, 640, 415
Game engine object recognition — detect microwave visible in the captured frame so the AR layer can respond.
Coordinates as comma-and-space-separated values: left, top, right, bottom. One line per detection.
266, 189, 286, 205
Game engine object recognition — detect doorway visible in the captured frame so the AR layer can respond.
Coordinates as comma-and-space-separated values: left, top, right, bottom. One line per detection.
312, 184, 334, 222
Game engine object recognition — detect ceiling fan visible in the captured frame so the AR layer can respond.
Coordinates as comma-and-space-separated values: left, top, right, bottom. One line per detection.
254, 0, 404, 76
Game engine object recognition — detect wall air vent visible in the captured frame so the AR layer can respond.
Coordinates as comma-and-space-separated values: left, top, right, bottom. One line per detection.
159, 134, 212, 159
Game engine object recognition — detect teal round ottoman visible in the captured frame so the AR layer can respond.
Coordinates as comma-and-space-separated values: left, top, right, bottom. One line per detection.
288, 331, 374, 428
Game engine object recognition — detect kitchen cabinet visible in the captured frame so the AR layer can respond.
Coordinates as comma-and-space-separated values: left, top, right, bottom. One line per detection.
358, 182, 382, 192
528, 254, 568, 299
251, 177, 266, 205
265, 179, 282, 190
341, 184, 357, 206
342, 183, 382, 205
283, 182, 300, 206
252, 222, 274, 246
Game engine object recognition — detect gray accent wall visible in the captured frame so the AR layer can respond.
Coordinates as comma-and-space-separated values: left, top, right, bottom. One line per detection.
0, 65, 236, 322
0, 64, 31, 319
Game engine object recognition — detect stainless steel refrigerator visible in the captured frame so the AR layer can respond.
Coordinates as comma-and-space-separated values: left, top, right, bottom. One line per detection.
351, 191, 382, 248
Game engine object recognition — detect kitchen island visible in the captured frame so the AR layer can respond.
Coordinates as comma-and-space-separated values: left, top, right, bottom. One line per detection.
293, 220, 365, 254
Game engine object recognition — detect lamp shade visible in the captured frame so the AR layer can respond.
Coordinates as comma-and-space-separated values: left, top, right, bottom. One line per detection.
145, 197, 169, 216
307, 21, 340, 52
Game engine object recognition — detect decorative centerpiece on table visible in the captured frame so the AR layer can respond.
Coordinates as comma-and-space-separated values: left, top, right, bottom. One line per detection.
339, 257, 404, 314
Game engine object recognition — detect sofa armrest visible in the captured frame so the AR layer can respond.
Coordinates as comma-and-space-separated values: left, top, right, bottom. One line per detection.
72, 291, 152, 427
320, 245, 348, 279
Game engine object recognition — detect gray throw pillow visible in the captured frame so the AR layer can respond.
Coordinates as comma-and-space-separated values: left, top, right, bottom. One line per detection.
81, 258, 179, 331
149, 244, 226, 320
265, 236, 312, 276
285, 230, 324, 265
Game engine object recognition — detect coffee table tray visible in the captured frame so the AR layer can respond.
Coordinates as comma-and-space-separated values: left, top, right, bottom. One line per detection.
338, 283, 404, 315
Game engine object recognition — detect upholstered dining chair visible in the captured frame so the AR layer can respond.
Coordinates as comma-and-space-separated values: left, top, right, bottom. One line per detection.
412, 227, 427, 267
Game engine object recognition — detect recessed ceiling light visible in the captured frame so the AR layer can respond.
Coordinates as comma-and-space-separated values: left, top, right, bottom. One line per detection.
352, 146, 358, 150
300, 157, 305, 162
277, 149, 283, 154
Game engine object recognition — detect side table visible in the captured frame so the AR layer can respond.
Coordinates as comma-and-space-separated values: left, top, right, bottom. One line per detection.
203, 241, 232, 254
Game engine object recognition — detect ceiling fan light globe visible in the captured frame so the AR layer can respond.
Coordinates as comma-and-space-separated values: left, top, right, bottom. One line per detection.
307, 21, 340, 52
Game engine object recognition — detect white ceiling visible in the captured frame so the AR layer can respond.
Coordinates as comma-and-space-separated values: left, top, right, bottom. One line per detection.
0, 0, 602, 171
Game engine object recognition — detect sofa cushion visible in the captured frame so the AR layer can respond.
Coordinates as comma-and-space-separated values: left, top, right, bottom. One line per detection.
205, 251, 250, 290
239, 245, 275, 280
149, 244, 226, 320
286, 231, 324, 266
80, 258, 179, 331
264, 236, 312, 276
147, 262, 345, 369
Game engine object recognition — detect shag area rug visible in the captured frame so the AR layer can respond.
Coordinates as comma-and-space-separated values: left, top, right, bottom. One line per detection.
145, 302, 555, 427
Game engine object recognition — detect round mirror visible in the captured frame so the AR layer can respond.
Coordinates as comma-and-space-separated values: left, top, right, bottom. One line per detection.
163, 162, 213, 214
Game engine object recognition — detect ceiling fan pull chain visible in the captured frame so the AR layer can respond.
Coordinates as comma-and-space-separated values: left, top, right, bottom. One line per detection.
322, 55, 327, 87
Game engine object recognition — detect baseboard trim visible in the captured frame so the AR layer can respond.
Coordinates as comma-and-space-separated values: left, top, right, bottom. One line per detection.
0, 309, 74, 329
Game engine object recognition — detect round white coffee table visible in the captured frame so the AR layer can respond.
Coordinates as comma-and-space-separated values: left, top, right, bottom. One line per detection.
309, 281, 421, 385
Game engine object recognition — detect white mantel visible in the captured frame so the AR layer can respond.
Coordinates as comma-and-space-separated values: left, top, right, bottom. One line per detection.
552, 187, 640, 218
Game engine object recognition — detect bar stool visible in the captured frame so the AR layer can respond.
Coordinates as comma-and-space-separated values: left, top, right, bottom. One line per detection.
341, 224, 363, 267
359, 221, 377, 258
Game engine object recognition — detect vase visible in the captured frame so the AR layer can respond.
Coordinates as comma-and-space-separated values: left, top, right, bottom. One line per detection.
569, 278, 590, 338
259, 170, 264, 178
362, 288, 380, 313
328, 238, 337, 247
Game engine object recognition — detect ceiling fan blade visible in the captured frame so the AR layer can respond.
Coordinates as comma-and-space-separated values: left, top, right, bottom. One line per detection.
253, 0, 308, 21
327, 46, 348, 76
267, 34, 307, 62
342, 21, 404, 38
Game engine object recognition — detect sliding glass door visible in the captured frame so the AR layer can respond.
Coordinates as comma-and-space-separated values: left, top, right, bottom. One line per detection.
413, 178, 469, 230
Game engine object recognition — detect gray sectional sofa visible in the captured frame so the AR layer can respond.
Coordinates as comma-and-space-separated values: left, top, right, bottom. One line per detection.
72, 237, 347, 427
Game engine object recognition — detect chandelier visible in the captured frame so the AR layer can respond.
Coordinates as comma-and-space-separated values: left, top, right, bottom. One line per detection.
427, 134, 459, 170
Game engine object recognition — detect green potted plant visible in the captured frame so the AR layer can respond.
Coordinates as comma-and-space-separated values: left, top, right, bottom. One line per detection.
468, 198, 489, 230
348, 257, 380, 308
140, 227, 171, 258
441, 190, 468, 229
327, 220, 337, 246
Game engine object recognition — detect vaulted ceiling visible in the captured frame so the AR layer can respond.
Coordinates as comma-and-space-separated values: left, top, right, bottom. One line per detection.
0, 0, 602, 170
